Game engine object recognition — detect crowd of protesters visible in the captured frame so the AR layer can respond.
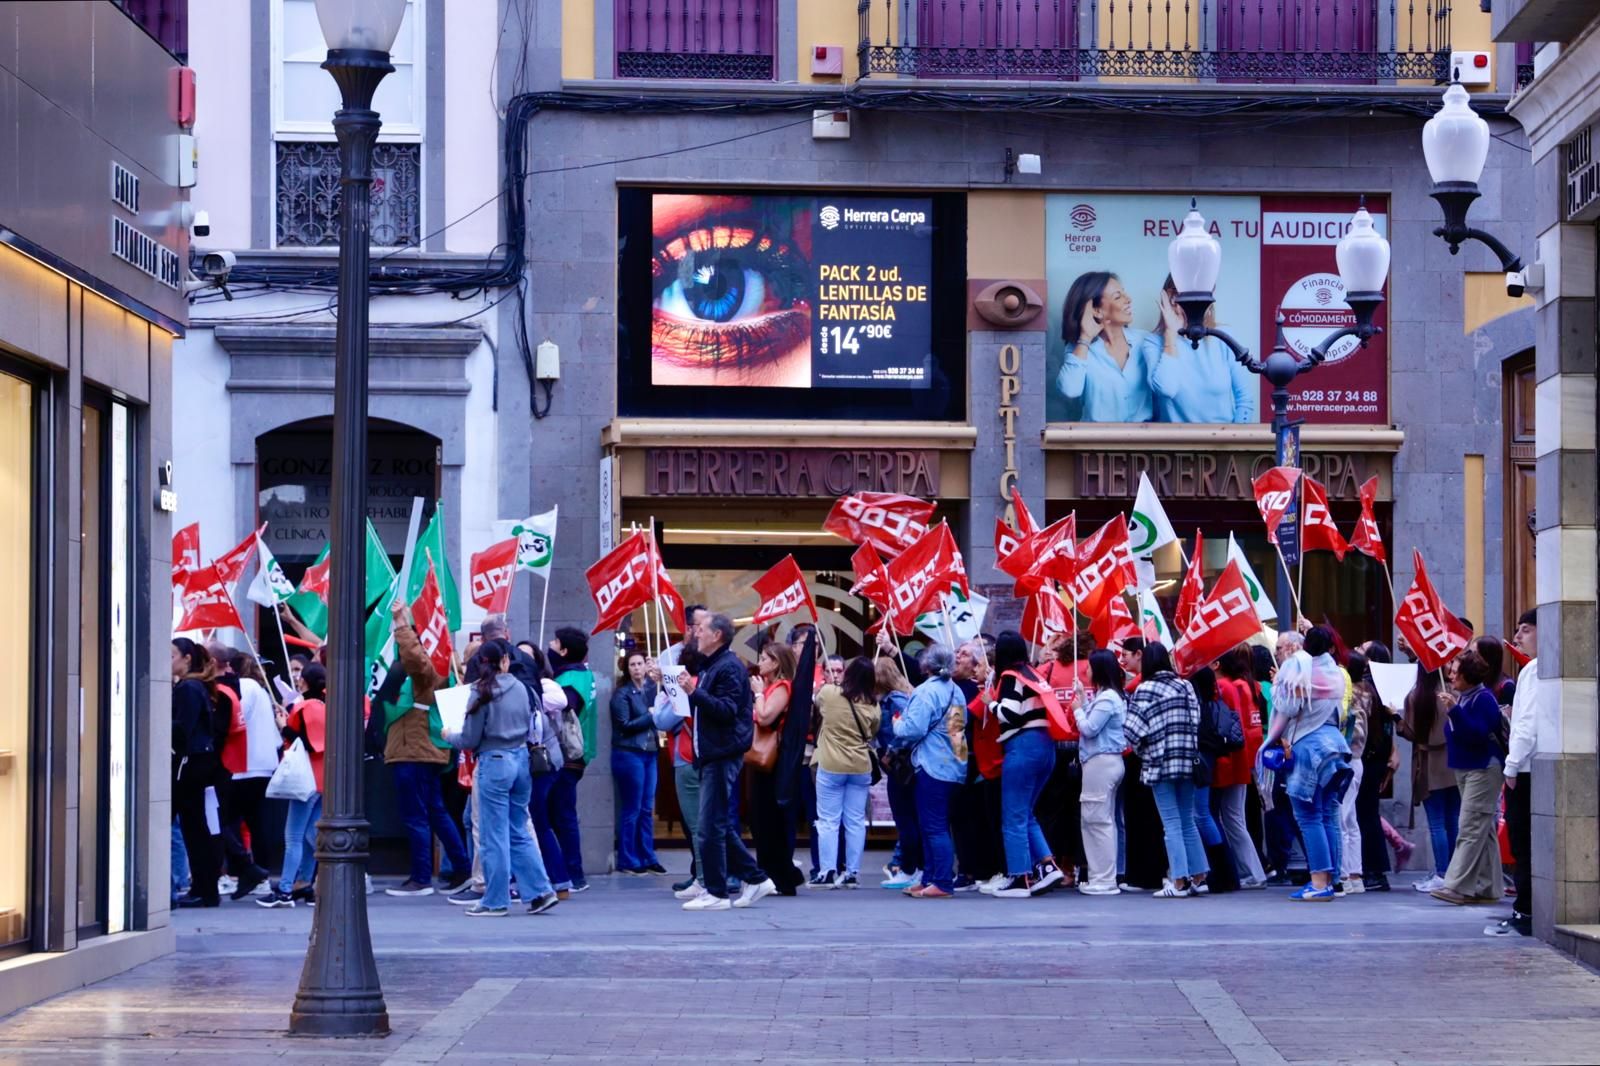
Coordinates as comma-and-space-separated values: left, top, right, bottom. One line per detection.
171, 601, 1540, 935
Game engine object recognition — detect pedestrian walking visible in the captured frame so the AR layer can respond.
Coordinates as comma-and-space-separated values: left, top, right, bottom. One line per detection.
259, 664, 326, 908
1431, 648, 1506, 906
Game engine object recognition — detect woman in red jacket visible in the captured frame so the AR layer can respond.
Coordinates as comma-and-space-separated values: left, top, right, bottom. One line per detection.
1214, 647, 1267, 887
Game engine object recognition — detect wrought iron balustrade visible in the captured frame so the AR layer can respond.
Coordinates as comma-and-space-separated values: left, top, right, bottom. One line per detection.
858, 0, 1451, 83
275, 141, 421, 249
616, 0, 777, 80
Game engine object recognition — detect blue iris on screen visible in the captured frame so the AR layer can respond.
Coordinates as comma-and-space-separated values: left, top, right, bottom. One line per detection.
660, 255, 767, 324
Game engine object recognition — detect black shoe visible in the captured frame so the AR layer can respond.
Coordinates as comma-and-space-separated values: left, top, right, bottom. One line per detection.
1363, 874, 1392, 892
1264, 871, 1294, 887
527, 893, 560, 915
645, 863, 668, 875
289, 883, 316, 903
256, 890, 295, 909
1485, 915, 1533, 937
440, 873, 471, 894
839, 874, 860, 889
231, 873, 266, 901
672, 877, 696, 893
807, 870, 838, 889
993, 874, 1039, 899
175, 894, 220, 908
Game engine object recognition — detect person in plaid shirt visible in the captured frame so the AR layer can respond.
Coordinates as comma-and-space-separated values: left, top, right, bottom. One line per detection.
1124, 643, 1208, 898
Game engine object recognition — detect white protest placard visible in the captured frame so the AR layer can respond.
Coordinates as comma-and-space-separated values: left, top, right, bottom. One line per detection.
658, 642, 691, 719
434, 685, 474, 739
1368, 661, 1420, 712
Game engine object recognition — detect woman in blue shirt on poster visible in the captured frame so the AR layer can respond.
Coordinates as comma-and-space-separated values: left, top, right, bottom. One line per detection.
1143, 276, 1259, 424
1055, 271, 1154, 422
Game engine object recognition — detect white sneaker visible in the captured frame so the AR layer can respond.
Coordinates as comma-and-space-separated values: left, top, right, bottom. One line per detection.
732, 878, 777, 908
682, 893, 731, 911
1413, 875, 1444, 893
217, 876, 238, 896
880, 869, 920, 890
977, 874, 1009, 895
1078, 883, 1121, 896
1344, 877, 1367, 894
674, 881, 708, 901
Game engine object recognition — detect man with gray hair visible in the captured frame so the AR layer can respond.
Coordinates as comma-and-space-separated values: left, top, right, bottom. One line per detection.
1275, 629, 1304, 666
681, 613, 776, 910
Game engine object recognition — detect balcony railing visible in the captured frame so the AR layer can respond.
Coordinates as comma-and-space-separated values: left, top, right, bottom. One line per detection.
858, 0, 1452, 83
615, 0, 777, 80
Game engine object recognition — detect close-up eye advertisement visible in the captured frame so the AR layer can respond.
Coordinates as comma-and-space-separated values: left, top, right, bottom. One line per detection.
617, 188, 965, 420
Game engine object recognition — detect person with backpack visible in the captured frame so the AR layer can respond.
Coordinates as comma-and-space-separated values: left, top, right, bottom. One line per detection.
547, 627, 596, 893
1124, 642, 1208, 898
1430, 648, 1506, 906
1190, 668, 1242, 894
1215, 647, 1268, 889
259, 664, 327, 908
171, 639, 226, 908
986, 631, 1067, 898
1263, 628, 1352, 902
890, 643, 969, 899
1074, 649, 1127, 895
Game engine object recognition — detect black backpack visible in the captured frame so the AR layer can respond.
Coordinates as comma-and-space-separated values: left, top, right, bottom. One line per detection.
1198, 697, 1245, 758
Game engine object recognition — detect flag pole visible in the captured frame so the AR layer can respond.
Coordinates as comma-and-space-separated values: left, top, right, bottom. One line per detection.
228, 586, 282, 709
1272, 541, 1306, 623
536, 503, 557, 647
393, 498, 426, 609
648, 514, 671, 650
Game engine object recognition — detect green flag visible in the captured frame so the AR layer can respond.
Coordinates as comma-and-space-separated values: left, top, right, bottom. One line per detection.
365, 518, 397, 609
286, 542, 331, 639
406, 502, 461, 632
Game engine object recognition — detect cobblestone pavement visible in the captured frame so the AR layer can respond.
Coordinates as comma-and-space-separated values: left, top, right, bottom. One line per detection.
3, 862, 1600, 1064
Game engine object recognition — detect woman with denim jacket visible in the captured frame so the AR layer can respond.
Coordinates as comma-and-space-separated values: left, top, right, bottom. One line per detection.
610, 653, 661, 874
1263, 628, 1352, 902
874, 656, 921, 887
1075, 649, 1127, 895
890, 643, 968, 898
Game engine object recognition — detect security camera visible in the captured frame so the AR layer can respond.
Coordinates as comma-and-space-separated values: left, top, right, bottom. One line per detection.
193, 209, 211, 238
1506, 269, 1525, 299
200, 250, 235, 278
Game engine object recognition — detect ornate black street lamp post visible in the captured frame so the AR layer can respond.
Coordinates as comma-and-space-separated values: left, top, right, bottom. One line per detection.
289, 0, 408, 1038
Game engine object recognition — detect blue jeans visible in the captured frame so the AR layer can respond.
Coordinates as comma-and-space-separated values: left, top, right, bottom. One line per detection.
1290, 784, 1344, 876
1423, 785, 1462, 876
914, 770, 958, 892
278, 792, 322, 894
611, 748, 659, 870
815, 770, 871, 876
1151, 778, 1209, 881
527, 768, 569, 888
886, 766, 922, 872
697, 756, 766, 898
392, 761, 469, 885
1193, 783, 1224, 848
171, 816, 191, 898
547, 764, 587, 887
476, 747, 554, 909
1000, 728, 1056, 876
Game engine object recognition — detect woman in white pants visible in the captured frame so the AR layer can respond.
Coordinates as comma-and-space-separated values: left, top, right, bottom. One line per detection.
1074, 650, 1128, 895
1338, 649, 1373, 893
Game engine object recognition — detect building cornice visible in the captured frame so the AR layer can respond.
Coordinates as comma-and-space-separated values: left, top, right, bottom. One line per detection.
1507, 19, 1600, 159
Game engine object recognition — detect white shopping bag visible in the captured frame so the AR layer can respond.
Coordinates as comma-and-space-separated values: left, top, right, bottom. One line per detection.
265, 738, 317, 802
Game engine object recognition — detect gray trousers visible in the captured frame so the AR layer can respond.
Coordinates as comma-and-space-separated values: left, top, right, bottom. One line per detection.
1442, 767, 1504, 900
674, 762, 703, 880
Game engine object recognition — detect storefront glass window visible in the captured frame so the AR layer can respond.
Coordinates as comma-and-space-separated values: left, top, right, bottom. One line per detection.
0, 370, 34, 949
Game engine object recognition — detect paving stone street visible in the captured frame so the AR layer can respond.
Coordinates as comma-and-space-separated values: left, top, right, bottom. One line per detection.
3, 858, 1600, 1065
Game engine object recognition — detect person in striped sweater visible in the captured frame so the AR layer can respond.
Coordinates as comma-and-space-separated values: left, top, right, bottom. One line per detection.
986, 631, 1066, 899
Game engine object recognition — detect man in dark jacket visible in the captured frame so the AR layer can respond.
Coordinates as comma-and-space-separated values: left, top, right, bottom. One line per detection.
682, 613, 775, 911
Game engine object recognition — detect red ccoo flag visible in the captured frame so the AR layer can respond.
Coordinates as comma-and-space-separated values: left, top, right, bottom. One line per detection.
1300, 476, 1349, 561
411, 557, 454, 679
1172, 561, 1261, 676
172, 522, 201, 584
1020, 513, 1077, 595
880, 523, 967, 634
1069, 515, 1137, 621
1349, 475, 1386, 565
849, 542, 891, 610
995, 516, 1036, 588
1090, 594, 1139, 649
176, 563, 246, 632
1011, 486, 1039, 539
1021, 587, 1073, 644
1394, 549, 1472, 672
822, 492, 935, 559
214, 524, 266, 585
585, 531, 688, 636
1173, 530, 1205, 636
1251, 466, 1302, 545
751, 554, 818, 624
469, 537, 519, 614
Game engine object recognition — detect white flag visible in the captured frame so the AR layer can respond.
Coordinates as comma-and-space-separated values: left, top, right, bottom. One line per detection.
1136, 588, 1175, 645
1226, 533, 1278, 623
916, 585, 989, 645
1128, 472, 1178, 557
246, 536, 297, 607
499, 507, 558, 579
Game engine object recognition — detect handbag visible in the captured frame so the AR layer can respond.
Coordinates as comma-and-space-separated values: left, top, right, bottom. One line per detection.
745, 719, 781, 773
527, 744, 555, 775
265, 738, 316, 802
844, 698, 883, 786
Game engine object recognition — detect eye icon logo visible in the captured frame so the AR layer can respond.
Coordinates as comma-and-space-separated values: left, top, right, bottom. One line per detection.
819, 205, 841, 230
1315, 287, 1334, 306
1070, 204, 1097, 231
